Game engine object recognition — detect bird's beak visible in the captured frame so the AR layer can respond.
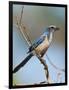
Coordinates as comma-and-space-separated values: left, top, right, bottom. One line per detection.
55, 27, 60, 31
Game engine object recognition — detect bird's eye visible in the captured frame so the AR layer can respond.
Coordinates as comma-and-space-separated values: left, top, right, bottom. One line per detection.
51, 27, 54, 29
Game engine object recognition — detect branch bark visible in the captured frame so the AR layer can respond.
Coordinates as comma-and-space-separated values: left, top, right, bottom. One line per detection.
36, 55, 52, 83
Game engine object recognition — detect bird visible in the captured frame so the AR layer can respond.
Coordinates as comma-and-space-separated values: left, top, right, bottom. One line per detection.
13, 25, 59, 73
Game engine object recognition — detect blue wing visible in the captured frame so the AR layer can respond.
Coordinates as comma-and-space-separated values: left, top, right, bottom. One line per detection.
27, 35, 46, 53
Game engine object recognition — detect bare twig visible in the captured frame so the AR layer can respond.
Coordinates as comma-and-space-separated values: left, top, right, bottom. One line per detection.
19, 6, 24, 25
14, 15, 32, 46
20, 5, 32, 45
46, 54, 65, 72
21, 24, 32, 45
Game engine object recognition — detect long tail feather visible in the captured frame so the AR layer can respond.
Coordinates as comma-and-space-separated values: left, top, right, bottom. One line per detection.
13, 53, 33, 73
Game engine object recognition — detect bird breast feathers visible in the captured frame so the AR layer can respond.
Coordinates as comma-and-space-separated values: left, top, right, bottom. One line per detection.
35, 36, 49, 53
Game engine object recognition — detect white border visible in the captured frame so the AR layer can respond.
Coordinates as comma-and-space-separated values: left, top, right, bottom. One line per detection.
0, 0, 68, 90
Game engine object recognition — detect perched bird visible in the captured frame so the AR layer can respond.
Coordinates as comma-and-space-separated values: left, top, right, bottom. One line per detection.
13, 25, 59, 73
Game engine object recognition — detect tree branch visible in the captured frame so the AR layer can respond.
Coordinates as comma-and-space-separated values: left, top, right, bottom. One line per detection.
36, 55, 52, 83
46, 54, 65, 72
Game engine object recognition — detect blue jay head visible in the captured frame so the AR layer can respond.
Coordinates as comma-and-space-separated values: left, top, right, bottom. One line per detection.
44, 25, 59, 36
48, 25, 59, 33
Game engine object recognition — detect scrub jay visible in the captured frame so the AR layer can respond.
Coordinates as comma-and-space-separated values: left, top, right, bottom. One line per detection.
13, 25, 59, 73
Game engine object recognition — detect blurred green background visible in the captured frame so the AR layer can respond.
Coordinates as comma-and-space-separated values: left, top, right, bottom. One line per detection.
13, 4, 65, 85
